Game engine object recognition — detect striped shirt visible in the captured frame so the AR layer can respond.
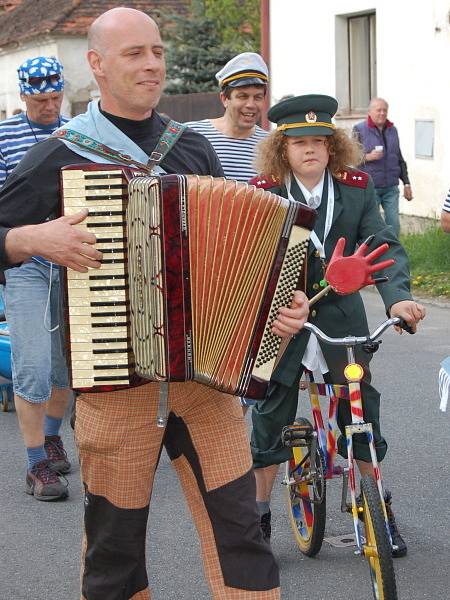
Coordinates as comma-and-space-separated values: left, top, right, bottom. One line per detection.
184, 119, 268, 182
444, 189, 450, 213
0, 112, 68, 186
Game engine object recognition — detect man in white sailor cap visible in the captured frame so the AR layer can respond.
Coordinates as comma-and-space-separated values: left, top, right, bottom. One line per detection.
185, 52, 269, 182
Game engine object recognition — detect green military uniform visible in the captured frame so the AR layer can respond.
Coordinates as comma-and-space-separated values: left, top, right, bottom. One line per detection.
250, 95, 413, 468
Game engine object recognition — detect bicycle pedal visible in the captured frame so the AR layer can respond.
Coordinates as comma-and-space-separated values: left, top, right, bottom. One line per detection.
281, 419, 314, 447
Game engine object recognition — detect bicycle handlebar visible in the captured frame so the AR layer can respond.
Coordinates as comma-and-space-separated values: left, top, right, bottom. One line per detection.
303, 317, 413, 347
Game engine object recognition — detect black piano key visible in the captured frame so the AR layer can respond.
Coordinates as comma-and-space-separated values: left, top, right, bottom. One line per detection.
90, 301, 127, 307
101, 259, 126, 265
93, 363, 135, 370
93, 337, 130, 343
88, 210, 126, 217
92, 321, 129, 327
100, 249, 128, 255
89, 285, 129, 291
86, 221, 125, 228
89, 274, 126, 281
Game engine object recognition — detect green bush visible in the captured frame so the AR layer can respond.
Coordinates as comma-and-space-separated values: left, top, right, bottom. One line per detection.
400, 227, 450, 298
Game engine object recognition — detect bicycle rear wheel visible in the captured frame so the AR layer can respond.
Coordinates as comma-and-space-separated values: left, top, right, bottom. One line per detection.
360, 475, 398, 600
284, 437, 326, 556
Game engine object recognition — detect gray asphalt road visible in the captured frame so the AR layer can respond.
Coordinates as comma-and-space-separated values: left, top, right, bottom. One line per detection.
0, 291, 449, 600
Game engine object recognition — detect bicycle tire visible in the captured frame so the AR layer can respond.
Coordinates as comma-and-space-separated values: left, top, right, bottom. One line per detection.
361, 475, 398, 600
284, 439, 326, 556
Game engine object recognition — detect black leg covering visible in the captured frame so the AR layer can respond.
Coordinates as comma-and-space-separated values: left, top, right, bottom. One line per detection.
164, 414, 279, 592
82, 489, 149, 600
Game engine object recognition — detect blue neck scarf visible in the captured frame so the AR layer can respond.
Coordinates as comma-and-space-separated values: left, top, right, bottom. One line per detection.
54, 100, 165, 173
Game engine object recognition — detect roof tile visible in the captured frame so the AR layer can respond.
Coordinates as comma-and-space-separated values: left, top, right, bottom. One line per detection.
0, 0, 188, 47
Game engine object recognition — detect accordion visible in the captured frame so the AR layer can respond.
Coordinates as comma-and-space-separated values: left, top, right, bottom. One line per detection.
62, 165, 316, 398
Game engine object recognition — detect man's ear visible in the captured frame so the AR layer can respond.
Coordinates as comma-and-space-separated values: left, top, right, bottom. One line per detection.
219, 91, 228, 109
87, 49, 103, 77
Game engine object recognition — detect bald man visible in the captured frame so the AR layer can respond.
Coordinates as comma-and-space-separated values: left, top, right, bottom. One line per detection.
353, 98, 412, 238
0, 8, 310, 599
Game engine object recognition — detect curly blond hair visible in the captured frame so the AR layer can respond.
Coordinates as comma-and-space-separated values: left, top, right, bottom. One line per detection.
254, 128, 364, 183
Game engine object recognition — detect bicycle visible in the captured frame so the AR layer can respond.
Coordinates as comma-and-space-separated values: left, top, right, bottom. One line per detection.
281, 316, 412, 600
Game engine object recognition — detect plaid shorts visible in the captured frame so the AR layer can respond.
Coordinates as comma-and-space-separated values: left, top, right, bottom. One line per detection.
76, 382, 280, 600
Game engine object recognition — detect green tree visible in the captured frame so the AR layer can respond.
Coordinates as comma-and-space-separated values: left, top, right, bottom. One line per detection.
204, 0, 260, 53
162, 11, 234, 93
161, 0, 260, 94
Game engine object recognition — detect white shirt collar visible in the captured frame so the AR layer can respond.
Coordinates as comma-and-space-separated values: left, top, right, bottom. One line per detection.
293, 170, 325, 209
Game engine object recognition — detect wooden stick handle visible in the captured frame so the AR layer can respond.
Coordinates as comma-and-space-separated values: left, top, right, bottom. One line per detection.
274, 285, 331, 369
308, 284, 331, 307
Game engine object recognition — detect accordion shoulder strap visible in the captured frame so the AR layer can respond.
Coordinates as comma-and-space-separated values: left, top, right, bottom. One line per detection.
147, 119, 186, 171
54, 118, 186, 174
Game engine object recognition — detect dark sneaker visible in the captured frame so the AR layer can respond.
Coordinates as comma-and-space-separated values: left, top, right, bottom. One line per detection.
384, 490, 407, 558
44, 435, 71, 474
26, 459, 69, 501
260, 511, 272, 542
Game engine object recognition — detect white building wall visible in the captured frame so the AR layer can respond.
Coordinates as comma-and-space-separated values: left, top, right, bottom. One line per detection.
270, 0, 450, 220
0, 39, 60, 115
0, 36, 98, 118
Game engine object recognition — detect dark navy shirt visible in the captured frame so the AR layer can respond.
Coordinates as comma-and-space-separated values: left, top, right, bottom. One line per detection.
0, 109, 224, 269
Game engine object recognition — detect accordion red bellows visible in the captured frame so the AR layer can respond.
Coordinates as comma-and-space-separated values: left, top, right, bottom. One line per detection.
62, 166, 315, 398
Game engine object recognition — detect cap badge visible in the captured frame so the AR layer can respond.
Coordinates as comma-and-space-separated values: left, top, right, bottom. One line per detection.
305, 111, 317, 123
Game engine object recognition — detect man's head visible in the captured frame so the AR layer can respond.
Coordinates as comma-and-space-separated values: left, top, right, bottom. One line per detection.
216, 52, 268, 133
87, 7, 165, 120
368, 98, 389, 128
17, 56, 64, 125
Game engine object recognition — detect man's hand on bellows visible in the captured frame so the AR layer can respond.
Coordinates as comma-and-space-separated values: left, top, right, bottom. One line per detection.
272, 290, 309, 338
32, 210, 102, 272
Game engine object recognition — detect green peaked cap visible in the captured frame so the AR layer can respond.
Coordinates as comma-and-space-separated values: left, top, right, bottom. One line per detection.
268, 94, 338, 136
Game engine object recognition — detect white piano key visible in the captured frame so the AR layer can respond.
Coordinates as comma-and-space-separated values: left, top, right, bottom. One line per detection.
68, 324, 129, 336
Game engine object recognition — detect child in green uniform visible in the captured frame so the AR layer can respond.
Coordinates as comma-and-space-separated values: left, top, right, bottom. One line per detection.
249, 94, 426, 557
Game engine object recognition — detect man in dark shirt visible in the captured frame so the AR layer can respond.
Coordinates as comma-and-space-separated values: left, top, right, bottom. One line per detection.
0, 8, 309, 599
353, 98, 412, 238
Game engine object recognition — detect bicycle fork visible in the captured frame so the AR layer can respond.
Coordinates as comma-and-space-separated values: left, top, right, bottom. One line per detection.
343, 345, 393, 554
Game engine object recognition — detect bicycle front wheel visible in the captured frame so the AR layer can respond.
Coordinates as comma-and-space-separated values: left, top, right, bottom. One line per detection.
284, 442, 326, 556
361, 475, 398, 600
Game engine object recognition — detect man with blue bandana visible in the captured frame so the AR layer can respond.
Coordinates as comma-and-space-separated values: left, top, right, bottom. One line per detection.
0, 56, 71, 502
0, 56, 67, 185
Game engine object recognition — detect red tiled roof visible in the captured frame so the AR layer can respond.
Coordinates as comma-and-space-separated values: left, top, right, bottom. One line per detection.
0, 0, 23, 13
0, 0, 188, 48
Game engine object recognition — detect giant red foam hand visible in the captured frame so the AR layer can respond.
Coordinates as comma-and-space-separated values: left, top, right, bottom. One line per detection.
325, 235, 395, 295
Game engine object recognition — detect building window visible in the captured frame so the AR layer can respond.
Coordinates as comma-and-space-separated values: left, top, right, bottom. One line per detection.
415, 120, 434, 159
335, 12, 377, 115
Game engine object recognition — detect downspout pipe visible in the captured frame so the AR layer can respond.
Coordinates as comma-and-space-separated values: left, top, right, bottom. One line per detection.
261, 0, 270, 131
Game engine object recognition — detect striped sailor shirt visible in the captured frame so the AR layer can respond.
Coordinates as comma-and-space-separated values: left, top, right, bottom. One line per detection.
444, 189, 450, 213
0, 112, 68, 186
184, 119, 268, 182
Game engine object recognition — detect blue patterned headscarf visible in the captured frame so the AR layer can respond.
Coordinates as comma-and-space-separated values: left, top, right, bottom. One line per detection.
17, 56, 64, 95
